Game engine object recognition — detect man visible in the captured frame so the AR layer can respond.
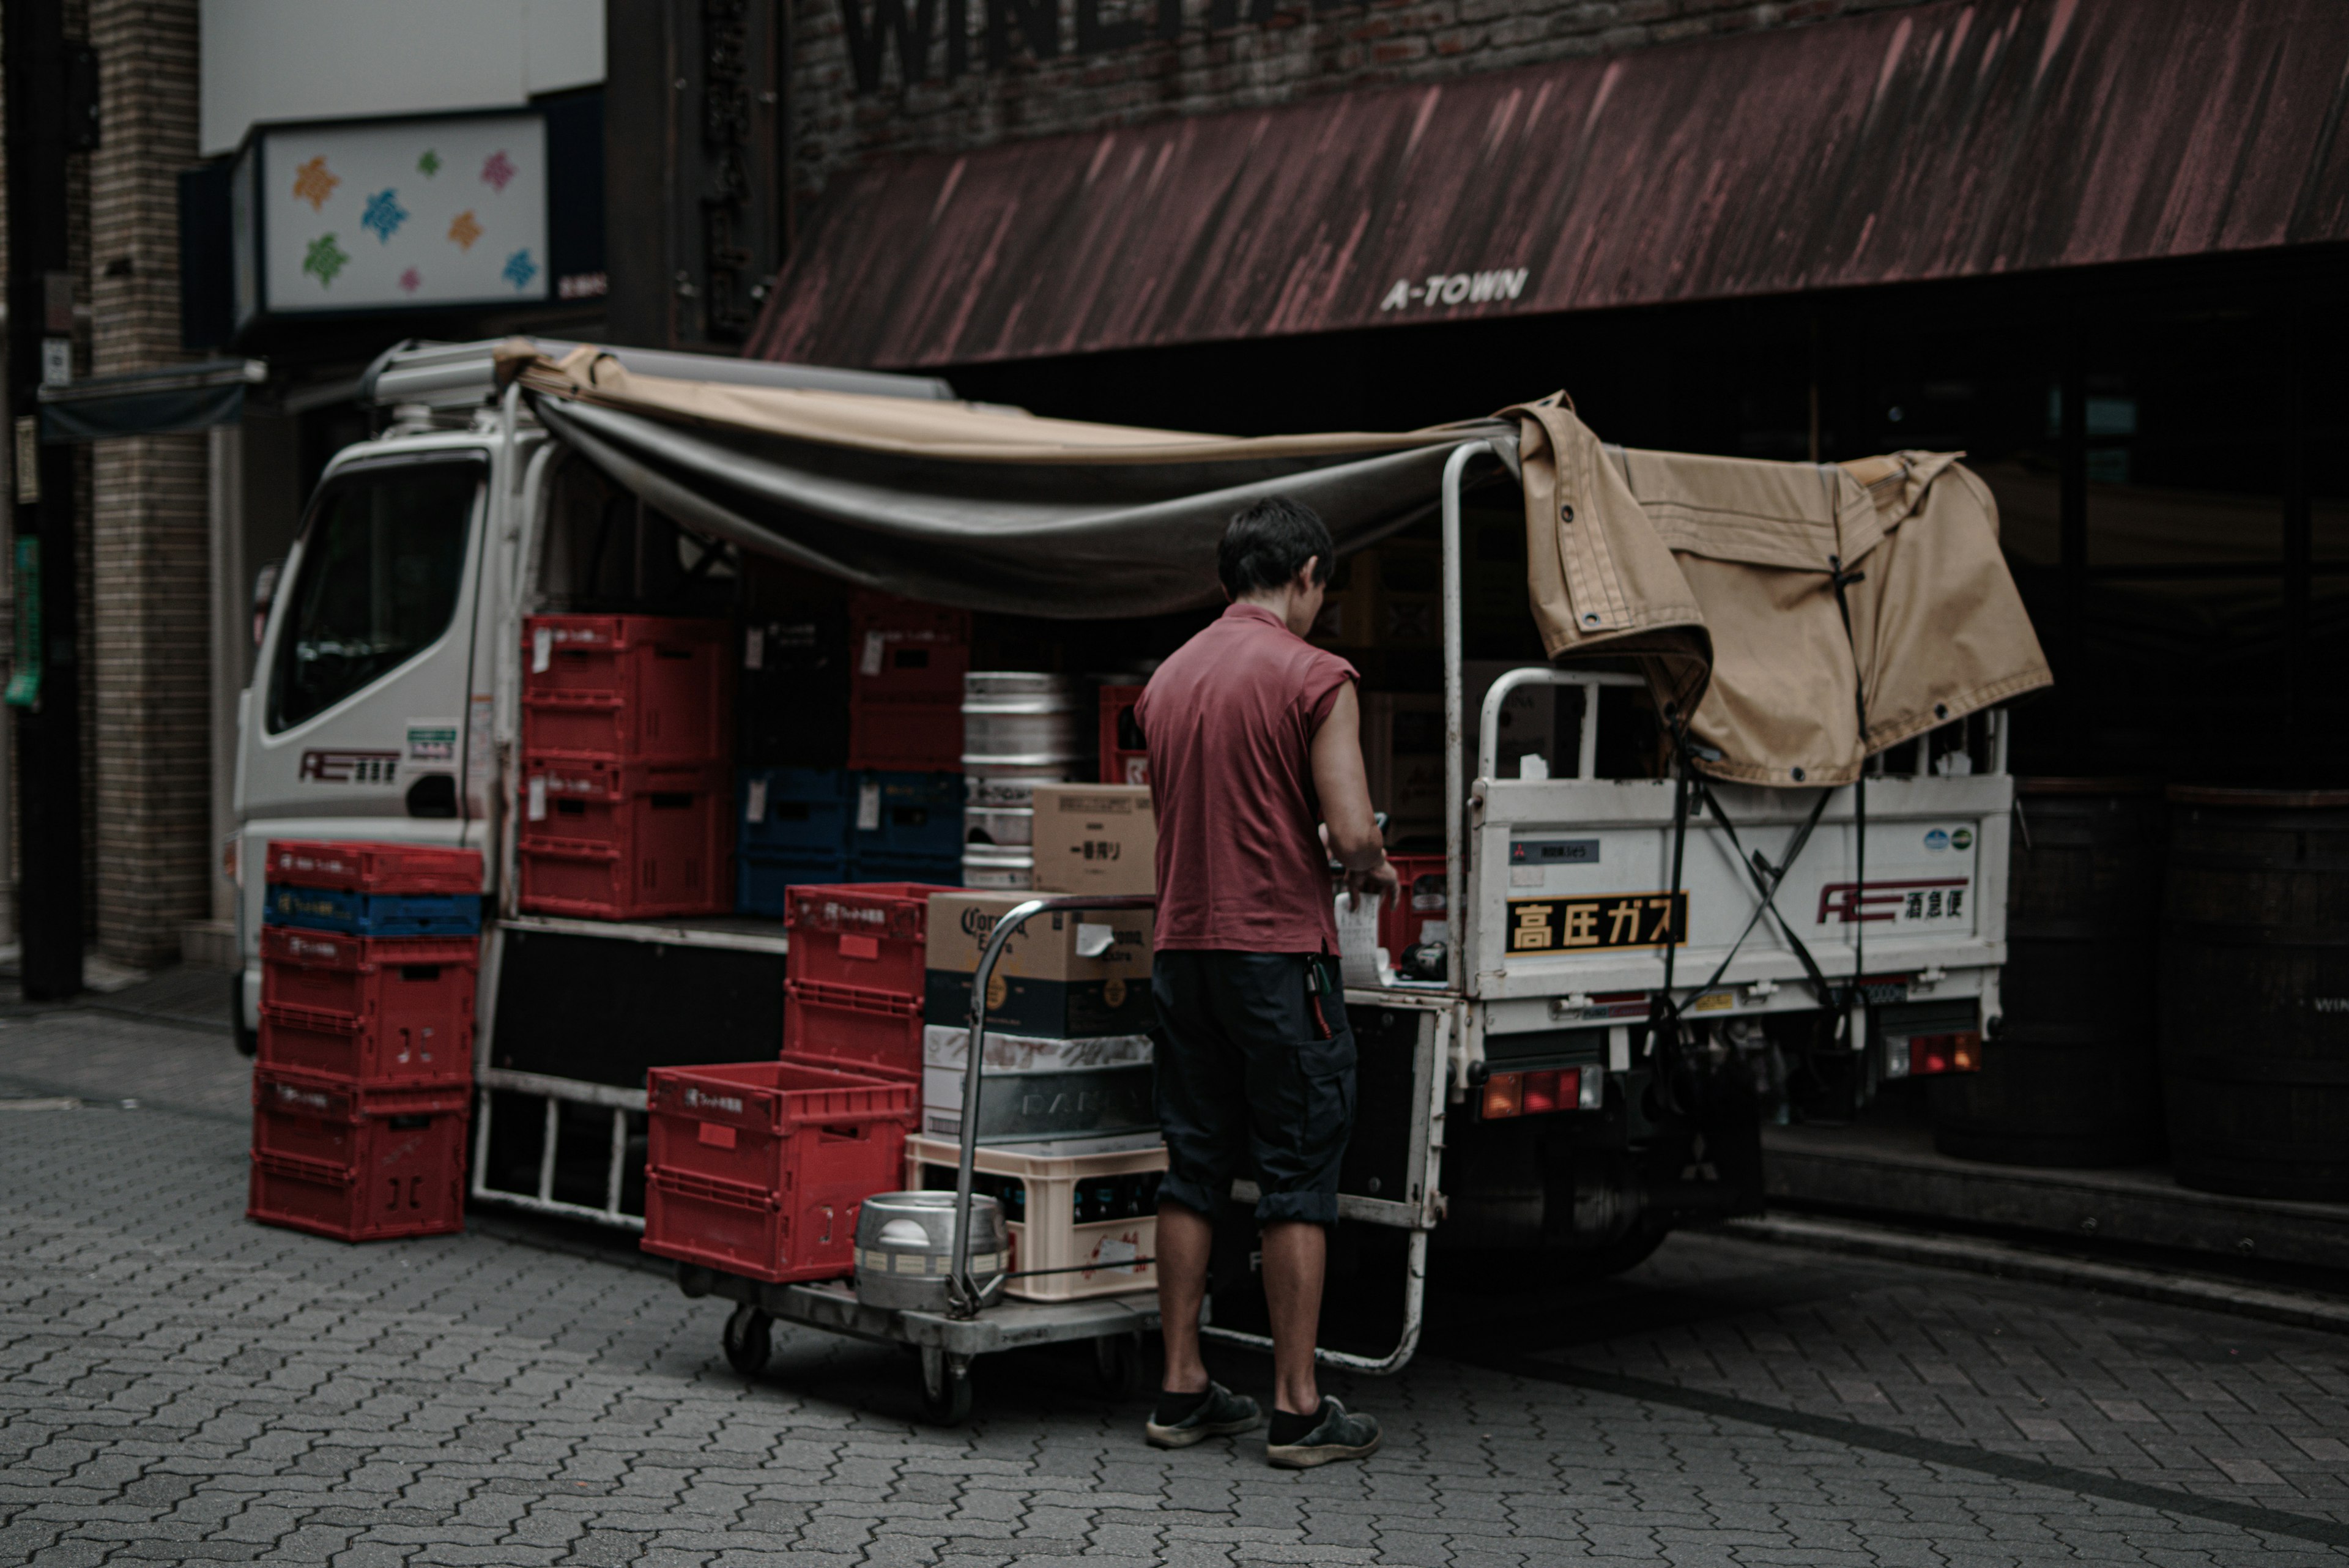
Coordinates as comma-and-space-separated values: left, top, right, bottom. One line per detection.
1133, 496, 1400, 1469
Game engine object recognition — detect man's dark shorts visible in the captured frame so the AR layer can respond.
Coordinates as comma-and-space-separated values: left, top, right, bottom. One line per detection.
1151, 950, 1356, 1227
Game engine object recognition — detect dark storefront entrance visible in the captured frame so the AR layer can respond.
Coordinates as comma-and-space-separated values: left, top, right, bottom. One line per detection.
754, 0, 2349, 790
937, 245, 2349, 788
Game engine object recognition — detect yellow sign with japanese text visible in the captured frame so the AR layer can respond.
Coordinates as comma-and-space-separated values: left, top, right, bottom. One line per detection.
1506, 891, 1687, 953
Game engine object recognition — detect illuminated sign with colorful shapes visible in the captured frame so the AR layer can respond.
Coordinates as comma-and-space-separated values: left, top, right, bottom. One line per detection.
232, 109, 549, 327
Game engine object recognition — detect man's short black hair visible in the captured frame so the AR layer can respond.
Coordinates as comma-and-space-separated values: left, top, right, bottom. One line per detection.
1218, 496, 1335, 598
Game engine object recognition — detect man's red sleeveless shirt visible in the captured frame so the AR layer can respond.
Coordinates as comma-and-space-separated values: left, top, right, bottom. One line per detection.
1135, 603, 1359, 954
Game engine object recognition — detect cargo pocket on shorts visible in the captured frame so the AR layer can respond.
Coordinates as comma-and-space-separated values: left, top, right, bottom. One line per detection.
1291, 1027, 1359, 1169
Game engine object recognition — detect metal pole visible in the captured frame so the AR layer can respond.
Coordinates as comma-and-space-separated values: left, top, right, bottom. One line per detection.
949, 892, 1156, 1314
5, 1, 85, 998
1441, 440, 1490, 992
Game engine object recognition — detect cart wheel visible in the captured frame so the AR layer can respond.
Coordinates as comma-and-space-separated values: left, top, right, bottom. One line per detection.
919, 1345, 974, 1426
722, 1304, 773, 1378
1091, 1332, 1144, 1401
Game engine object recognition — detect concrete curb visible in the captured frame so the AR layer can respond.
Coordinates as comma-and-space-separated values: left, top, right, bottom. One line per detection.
1720, 1213, 2349, 1336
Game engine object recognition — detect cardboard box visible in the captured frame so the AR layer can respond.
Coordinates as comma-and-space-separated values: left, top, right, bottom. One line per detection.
1030, 785, 1157, 895
923, 891, 1154, 1037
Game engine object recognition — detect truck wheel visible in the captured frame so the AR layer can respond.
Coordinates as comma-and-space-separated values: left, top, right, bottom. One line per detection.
722, 1304, 773, 1377
1552, 1222, 1671, 1282
1091, 1332, 1144, 1401
230, 973, 257, 1058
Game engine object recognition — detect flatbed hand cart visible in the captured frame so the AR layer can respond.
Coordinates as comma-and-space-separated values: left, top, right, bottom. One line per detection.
672, 891, 1449, 1424
672, 893, 1164, 1425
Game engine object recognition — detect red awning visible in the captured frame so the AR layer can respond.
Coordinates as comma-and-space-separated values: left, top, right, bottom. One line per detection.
750, 0, 2349, 371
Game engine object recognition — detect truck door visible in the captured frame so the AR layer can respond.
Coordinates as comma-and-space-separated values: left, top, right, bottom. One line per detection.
237, 450, 491, 970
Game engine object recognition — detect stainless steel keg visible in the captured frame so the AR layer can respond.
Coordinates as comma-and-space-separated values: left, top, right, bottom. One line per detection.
853, 1191, 1010, 1311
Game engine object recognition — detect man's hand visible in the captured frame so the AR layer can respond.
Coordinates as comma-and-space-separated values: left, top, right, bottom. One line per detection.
1346, 854, 1401, 912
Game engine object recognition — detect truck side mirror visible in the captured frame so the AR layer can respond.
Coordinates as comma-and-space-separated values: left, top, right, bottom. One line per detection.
251, 560, 281, 648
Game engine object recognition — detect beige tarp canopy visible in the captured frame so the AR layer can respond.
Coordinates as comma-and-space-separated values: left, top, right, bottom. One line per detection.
1510, 398, 2052, 787
499, 343, 2050, 789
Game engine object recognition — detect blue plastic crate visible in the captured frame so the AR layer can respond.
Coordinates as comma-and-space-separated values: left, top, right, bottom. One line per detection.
739, 766, 852, 855
737, 847, 851, 918
846, 850, 963, 888
265, 882, 483, 937
848, 771, 963, 863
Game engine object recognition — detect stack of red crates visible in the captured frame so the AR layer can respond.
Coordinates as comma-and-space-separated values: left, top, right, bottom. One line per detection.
248, 842, 482, 1243
845, 593, 971, 771
518, 615, 734, 919
779, 881, 952, 1083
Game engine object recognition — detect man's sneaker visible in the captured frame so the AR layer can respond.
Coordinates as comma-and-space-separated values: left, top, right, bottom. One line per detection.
1145, 1382, 1264, 1449
1264, 1398, 1382, 1468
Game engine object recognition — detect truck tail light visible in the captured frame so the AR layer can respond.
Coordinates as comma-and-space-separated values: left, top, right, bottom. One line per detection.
1883, 1030, 1981, 1078
1480, 1066, 1605, 1119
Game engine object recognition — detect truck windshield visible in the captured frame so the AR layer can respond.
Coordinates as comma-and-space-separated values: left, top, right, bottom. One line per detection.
267, 458, 481, 732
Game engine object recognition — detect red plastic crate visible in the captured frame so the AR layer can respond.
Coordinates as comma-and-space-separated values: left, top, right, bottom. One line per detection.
521, 614, 732, 762
1099, 685, 1148, 787
782, 979, 925, 1080
247, 1071, 469, 1242
261, 926, 477, 1033
515, 771, 732, 920
780, 1047, 919, 1085
643, 1059, 915, 1283
784, 882, 956, 995
519, 756, 730, 849
1381, 853, 1451, 962
264, 841, 483, 894
847, 696, 963, 772
848, 593, 971, 702
258, 1001, 473, 1086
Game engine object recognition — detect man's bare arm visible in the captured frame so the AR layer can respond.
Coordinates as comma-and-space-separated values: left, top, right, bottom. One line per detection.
1311, 683, 1400, 907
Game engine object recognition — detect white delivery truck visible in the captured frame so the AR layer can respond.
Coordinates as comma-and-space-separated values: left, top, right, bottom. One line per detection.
232, 337, 2045, 1372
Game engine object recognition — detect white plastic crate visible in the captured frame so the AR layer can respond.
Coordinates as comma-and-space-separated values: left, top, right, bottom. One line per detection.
905, 1134, 1166, 1301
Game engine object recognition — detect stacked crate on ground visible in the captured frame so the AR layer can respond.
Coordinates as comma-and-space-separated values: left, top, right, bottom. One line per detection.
781, 881, 956, 1082
518, 757, 732, 920
907, 1135, 1165, 1302
848, 770, 963, 884
847, 594, 970, 771
642, 1060, 917, 1283
249, 1074, 472, 1241
919, 891, 1157, 1145
519, 614, 733, 919
737, 766, 853, 915
252, 841, 482, 1241
1098, 685, 1147, 787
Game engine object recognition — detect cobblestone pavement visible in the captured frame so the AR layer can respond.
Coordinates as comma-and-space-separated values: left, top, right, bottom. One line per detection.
4, 1001, 2348, 1566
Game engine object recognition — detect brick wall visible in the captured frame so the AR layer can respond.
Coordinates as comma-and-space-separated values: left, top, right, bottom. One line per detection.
86, 0, 208, 968
789, 0, 1941, 201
